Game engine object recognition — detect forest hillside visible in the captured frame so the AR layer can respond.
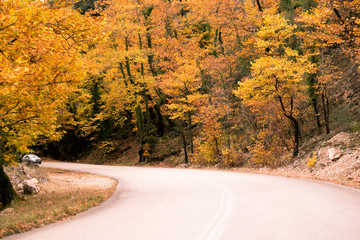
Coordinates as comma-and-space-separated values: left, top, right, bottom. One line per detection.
1, 0, 360, 206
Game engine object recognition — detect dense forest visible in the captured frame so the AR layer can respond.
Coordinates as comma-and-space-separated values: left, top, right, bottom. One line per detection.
1, 0, 360, 205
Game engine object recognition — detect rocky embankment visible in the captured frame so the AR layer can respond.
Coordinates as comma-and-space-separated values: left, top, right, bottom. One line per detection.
290, 132, 360, 186
4, 163, 47, 196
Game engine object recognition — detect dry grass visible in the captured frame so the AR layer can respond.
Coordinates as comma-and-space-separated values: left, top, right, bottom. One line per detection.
0, 168, 117, 238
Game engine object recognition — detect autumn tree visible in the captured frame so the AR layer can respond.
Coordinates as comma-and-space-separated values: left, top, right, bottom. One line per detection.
158, 42, 206, 163
179, 0, 279, 165
297, 0, 360, 133
0, 0, 99, 207
26, 0, 359, 168
235, 14, 313, 159
91, 0, 172, 158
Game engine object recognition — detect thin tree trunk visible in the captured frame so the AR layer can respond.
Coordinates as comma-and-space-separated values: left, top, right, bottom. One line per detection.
308, 74, 322, 131
154, 105, 165, 136
218, 30, 225, 55
274, 77, 301, 157
188, 111, 194, 154
322, 90, 330, 134
124, 37, 134, 84
136, 105, 145, 144
144, 93, 151, 136
119, 63, 127, 80
283, 113, 301, 157
290, 116, 300, 157
181, 127, 188, 164
278, 111, 301, 157
256, 0, 263, 12
312, 101, 322, 131
214, 136, 220, 158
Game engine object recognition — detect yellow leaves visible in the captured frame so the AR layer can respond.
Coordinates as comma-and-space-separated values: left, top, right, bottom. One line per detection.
237, 55, 311, 113
297, 1, 360, 50
298, 5, 332, 27
249, 129, 291, 167
165, 92, 206, 121
307, 152, 317, 167
3, 154, 16, 165
160, 66, 203, 119
234, 9, 315, 128
0, 0, 100, 165
255, 14, 295, 52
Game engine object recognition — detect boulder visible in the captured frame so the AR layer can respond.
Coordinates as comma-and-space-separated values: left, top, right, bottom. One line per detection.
328, 148, 344, 161
25, 178, 39, 185
316, 147, 331, 167
328, 132, 352, 146
21, 178, 40, 195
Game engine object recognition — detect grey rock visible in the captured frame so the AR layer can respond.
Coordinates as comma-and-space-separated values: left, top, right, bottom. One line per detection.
328, 132, 352, 146
328, 148, 343, 161
22, 178, 40, 195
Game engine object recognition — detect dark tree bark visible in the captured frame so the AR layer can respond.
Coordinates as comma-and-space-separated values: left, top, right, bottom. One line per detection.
154, 105, 165, 136
322, 91, 330, 134
312, 100, 322, 131
256, 0, 263, 12
287, 115, 300, 157
277, 95, 301, 157
181, 127, 188, 164
0, 165, 16, 209
274, 76, 301, 157
307, 74, 322, 130
188, 112, 194, 154
333, 8, 344, 24
138, 148, 144, 163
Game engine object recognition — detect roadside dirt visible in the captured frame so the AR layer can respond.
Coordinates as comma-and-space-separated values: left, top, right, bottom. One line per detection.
230, 131, 360, 189
46, 169, 116, 190
1, 166, 117, 238
5, 164, 117, 197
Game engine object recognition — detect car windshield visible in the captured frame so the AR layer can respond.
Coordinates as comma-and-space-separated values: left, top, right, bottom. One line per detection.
27, 154, 39, 159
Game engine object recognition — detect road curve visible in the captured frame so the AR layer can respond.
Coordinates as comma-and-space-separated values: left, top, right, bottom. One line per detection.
6, 162, 360, 240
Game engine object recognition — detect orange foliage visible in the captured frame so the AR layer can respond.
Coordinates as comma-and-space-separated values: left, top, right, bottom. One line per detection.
2, 0, 357, 166
0, 0, 100, 163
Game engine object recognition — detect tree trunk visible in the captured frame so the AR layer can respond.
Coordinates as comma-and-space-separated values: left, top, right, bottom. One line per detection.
138, 147, 144, 163
256, 0, 263, 12
154, 105, 165, 136
275, 92, 301, 157
290, 117, 300, 157
312, 100, 322, 131
282, 114, 301, 157
0, 165, 16, 209
307, 74, 322, 131
143, 93, 151, 136
136, 105, 145, 144
322, 91, 330, 134
181, 127, 188, 164
218, 30, 225, 55
188, 112, 194, 154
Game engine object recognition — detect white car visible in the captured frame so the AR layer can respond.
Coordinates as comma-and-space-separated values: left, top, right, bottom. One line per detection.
21, 154, 42, 164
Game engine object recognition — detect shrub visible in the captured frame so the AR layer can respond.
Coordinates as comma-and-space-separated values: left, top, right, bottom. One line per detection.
307, 152, 317, 167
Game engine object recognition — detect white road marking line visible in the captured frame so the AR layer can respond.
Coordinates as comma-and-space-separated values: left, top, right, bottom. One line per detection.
197, 180, 234, 240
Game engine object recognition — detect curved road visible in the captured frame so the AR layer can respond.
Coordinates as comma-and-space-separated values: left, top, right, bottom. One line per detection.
6, 162, 360, 240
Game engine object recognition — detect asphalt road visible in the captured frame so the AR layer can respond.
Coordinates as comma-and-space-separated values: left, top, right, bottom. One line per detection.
6, 162, 360, 240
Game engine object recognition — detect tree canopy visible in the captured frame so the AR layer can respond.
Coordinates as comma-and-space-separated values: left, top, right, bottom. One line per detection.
1, 0, 359, 167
